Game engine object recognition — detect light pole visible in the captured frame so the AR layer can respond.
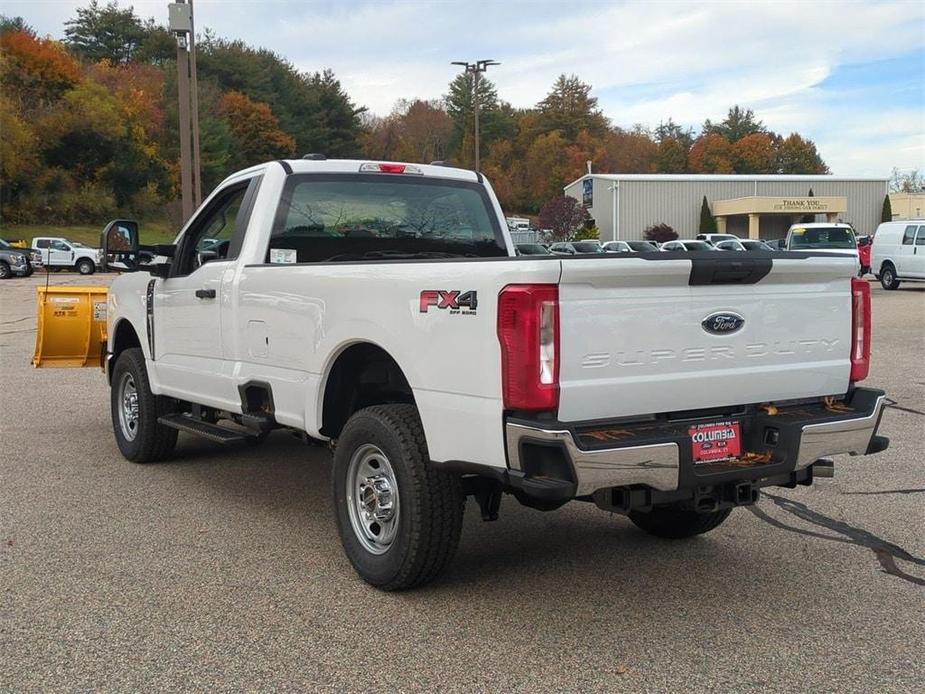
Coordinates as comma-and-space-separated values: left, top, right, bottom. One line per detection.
451, 59, 500, 172
168, 1, 202, 223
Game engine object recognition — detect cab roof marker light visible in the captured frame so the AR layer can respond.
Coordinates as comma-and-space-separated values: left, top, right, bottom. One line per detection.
359, 162, 424, 175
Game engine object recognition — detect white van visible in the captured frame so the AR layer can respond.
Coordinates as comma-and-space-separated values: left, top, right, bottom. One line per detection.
870, 220, 925, 289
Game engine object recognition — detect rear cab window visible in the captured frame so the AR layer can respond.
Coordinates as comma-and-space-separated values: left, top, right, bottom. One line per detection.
266, 174, 508, 263
789, 227, 856, 250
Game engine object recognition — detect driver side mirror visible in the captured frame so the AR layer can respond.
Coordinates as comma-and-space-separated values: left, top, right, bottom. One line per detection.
100, 220, 139, 272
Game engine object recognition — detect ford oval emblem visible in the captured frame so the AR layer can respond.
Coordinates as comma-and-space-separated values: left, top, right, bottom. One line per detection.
702, 312, 745, 335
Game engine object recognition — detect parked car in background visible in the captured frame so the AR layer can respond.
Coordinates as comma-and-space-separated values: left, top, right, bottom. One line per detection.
715, 239, 775, 252
549, 241, 605, 255
31, 237, 101, 275
784, 223, 858, 260
870, 220, 925, 289
0, 238, 38, 278
660, 239, 715, 252
625, 240, 660, 252
760, 238, 785, 250
602, 241, 632, 253
696, 233, 740, 245
516, 243, 552, 256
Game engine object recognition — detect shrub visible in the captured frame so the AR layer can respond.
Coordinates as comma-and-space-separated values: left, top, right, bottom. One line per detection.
573, 225, 600, 241
643, 223, 678, 243
698, 196, 717, 233
538, 195, 590, 241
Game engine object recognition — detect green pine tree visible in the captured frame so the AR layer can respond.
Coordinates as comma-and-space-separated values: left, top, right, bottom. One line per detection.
882, 194, 893, 223
698, 196, 717, 232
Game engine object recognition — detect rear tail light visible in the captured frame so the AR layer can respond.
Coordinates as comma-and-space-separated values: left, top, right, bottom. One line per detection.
497, 284, 559, 411
850, 277, 871, 381
359, 162, 424, 175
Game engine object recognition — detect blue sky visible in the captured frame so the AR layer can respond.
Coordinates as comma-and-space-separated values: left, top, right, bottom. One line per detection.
9, 0, 925, 177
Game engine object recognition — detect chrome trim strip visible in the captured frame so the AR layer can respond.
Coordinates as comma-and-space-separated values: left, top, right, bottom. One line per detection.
505, 422, 680, 496
796, 394, 886, 469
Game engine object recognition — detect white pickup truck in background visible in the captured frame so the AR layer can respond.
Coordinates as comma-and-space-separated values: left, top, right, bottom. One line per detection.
95, 158, 888, 590
32, 236, 101, 275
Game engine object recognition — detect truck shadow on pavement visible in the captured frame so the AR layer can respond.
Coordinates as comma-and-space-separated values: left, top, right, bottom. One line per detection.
157, 431, 925, 595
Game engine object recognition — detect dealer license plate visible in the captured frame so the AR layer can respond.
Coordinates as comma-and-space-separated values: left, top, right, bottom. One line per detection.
688, 420, 741, 464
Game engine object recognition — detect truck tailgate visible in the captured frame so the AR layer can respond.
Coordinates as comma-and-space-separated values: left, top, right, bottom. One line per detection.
557, 254, 857, 422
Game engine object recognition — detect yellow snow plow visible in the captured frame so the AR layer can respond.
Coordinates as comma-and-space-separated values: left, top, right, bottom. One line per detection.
32, 285, 109, 368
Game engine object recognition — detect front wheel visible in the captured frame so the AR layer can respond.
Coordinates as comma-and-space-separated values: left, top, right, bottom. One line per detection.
332, 404, 464, 590
880, 264, 900, 290
76, 258, 95, 275
0, 262, 10, 279
110, 348, 177, 462
629, 504, 732, 539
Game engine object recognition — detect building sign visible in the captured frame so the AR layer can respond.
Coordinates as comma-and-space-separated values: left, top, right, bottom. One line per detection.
582, 178, 593, 208
771, 198, 831, 212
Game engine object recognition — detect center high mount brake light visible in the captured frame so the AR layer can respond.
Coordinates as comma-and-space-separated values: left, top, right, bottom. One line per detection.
359, 162, 424, 175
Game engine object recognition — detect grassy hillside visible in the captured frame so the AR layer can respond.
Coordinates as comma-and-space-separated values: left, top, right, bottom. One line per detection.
2, 221, 178, 248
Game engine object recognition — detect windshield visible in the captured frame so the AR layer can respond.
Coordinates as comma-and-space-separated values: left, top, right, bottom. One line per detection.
627, 241, 658, 252
572, 241, 604, 253
789, 227, 856, 250
0, 239, 9, 249
682, 241, 714, 251
517, 243, 549, 255
269, 174, 507, 262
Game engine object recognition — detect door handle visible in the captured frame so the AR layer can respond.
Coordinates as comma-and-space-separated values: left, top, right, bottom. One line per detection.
195, 288, 216, 299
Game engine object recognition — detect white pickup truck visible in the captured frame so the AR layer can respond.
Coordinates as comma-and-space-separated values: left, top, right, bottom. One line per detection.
96, 158, 887, 590
32, 236, 101, 275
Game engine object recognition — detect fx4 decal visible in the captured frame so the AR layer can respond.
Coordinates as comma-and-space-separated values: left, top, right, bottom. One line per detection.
419, 290, 478, 314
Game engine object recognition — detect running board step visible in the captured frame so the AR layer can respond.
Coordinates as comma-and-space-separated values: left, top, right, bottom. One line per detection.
158, 414, 256, 443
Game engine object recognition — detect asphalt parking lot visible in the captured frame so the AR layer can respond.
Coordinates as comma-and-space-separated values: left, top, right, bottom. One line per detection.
1, 272, 923, 692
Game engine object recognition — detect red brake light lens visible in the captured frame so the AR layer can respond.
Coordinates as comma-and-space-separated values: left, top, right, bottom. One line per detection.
850, 277, 871, 382
497, 284, 559, 411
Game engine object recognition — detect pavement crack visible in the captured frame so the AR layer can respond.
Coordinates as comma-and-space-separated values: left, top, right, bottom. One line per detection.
0, 317, 30, 325
842, 488, 925, 496
749, 492, 925, 587
884, 398, 925, 417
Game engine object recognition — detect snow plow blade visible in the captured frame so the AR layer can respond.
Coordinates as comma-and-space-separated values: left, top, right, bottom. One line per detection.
32, 286, 108, 368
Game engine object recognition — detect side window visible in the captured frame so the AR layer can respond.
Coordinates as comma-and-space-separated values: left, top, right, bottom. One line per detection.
902, 225, 917, 245
916, 226, 925, 246
51, 241, 70, 251
172, 178, 259, 277
35, 239, 50, 249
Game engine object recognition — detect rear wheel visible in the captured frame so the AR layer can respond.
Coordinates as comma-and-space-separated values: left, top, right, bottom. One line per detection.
76, 258, 95, 275
332, 404, 464, 590
110, 348, 177, 462
880, 264, 900, 290
629, 504, 732, 539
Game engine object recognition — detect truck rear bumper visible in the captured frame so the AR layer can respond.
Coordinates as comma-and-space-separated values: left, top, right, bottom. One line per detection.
505, 388, 887, 500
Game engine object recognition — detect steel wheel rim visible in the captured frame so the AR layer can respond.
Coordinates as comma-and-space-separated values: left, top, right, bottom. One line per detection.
118, 372, 139, 441
345, 444, 400, 555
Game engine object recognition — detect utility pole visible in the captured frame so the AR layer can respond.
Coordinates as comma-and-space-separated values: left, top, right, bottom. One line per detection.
450, 59, 500, 172
168, 1, 202, 223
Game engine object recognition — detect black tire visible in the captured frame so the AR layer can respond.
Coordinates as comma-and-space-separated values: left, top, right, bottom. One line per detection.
76, 258, 95, 275
332, 404, 464, 590
110, 347, 177, 463
629, 504, 732, 539
879, 263, 900, 290
0, 261, 10, 279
